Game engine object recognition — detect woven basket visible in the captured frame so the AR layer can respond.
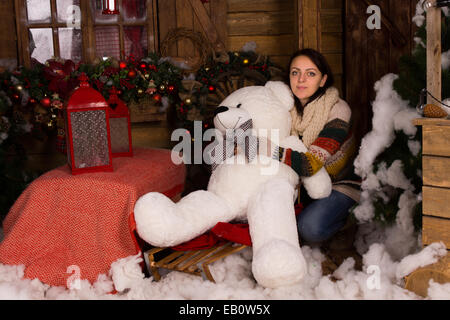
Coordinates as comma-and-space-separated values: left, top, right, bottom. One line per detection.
129, 97, 166, 123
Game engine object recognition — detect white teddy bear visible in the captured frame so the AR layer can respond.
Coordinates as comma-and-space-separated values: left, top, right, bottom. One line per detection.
134, 81, 332, 288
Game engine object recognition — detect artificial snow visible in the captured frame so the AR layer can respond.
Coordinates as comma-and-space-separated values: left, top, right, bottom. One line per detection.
0, 241, 447, 300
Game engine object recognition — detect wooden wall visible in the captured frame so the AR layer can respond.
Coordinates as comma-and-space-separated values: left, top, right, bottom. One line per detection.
0, 0, 18, 71
345, 0, 418, 143
298, 0, 345, 96
157, 0, 345, 94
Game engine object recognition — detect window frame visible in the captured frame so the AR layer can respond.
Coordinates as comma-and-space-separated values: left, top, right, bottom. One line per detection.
14, 0, 159, 67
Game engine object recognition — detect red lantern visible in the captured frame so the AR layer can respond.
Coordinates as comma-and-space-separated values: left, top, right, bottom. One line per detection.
65, 73, 113, 175
107, 87, 133, 158
102, 0, 119, 15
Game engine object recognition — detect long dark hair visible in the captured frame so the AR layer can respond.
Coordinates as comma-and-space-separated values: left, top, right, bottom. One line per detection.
285, 48, 335, 113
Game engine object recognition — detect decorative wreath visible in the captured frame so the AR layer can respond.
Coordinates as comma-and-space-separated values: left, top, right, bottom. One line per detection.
160, 27, 215, 73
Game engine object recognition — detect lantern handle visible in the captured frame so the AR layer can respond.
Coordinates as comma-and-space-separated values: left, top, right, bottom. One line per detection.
108, 87, 119, 103
78, 73, 90, 88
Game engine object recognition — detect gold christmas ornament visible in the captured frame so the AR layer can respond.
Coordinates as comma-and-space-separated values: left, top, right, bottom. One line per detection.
243, 59, 249, 64
185, 98, 192, 105
16, 85, 23, 91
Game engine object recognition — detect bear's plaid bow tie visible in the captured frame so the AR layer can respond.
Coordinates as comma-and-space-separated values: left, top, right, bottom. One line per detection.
206, 119, 259, 171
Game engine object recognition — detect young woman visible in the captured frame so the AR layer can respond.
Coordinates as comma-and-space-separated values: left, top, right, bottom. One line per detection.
278, 48, 361, 245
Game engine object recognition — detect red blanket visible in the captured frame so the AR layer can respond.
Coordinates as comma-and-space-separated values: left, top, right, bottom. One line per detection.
0, 148, 185, 287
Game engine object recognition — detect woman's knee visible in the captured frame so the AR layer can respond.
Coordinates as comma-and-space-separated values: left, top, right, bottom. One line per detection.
297, 213, 330, 243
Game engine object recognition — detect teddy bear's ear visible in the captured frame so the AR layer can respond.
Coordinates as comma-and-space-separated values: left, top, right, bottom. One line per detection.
265, 81, 295, 111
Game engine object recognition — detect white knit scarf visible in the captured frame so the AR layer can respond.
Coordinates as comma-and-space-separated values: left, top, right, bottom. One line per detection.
290, 87, 340, 148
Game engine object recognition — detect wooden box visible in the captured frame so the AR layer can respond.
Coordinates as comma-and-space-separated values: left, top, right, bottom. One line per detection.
406, 117, 450, 297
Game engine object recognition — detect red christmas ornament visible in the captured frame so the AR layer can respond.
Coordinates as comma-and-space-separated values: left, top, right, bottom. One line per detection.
40, 97, 51, 107
153, 94, 162, 102
208, 85, 215, 92
139, 63, 147, 70
127, 70, 136, 78
167, 85, 175, 93
119, 61, 127, 69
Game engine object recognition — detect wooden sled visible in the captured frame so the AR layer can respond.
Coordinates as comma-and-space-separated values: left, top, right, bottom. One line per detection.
144, 242, 248, 282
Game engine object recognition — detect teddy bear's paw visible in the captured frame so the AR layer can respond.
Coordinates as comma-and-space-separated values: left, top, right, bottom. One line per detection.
252, 239, 307, 288
302, 167, 332, 199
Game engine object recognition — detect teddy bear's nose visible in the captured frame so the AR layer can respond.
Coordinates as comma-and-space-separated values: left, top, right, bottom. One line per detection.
214, 106, 229, 117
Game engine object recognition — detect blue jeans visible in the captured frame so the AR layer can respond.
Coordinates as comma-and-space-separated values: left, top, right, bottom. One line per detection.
297, 189, 356, 243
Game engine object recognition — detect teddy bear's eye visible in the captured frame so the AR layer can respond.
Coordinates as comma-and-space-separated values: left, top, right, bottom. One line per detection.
236, 104, 242, 108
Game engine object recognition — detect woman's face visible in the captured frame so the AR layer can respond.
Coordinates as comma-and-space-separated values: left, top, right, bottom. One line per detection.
289, 55, 327, 105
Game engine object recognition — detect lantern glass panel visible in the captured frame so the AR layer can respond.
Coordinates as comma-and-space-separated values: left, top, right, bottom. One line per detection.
70, 110, 110, 168
109, 117, 130, 153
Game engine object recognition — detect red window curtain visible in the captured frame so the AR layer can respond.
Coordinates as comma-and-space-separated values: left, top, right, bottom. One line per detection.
123, 0, 145, 59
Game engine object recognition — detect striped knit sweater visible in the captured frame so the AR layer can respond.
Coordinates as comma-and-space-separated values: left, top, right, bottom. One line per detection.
279, 98, 361, 201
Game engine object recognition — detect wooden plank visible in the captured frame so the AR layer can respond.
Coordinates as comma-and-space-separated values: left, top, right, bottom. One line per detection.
303, 0, 319, 50
295, 0, 303, 50
131, 122, 173, 149
321, 0, 343, 9
176, 0, 194, 58
227, 11, 294, 36
426, 6, 442, 104
422, 186, 450, 219
361, 0, 407, 47
422, 125, 450, 157
0, 0, 17, 63
320, 32, 343, 53
146, 0, 158, 53
334, 74, 343, 96
269, 55, 291, 69
345, 0, 370, 141
323, 53, 343, 74
227, 35, 295, 56
413, 117, 450, 126
422, 156, 450, 189
228, 0, 293, 13
320, 11, 343, 33
210, 0, 227, 48
422, 216, 450, 248
389, 0, 412, 72
14, 0, 31, 67
158, 0, 177, 56
188, 0, 226, 53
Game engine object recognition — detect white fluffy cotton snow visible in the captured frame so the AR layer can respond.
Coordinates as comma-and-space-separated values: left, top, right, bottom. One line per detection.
0, 241, 447, 300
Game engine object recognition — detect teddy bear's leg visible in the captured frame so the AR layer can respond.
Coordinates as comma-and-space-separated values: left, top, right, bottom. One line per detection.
134, 190, 237, 247
247, 178, 307, 288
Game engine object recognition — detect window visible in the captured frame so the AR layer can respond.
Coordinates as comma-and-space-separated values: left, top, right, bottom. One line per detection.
15, 0, 158, 67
